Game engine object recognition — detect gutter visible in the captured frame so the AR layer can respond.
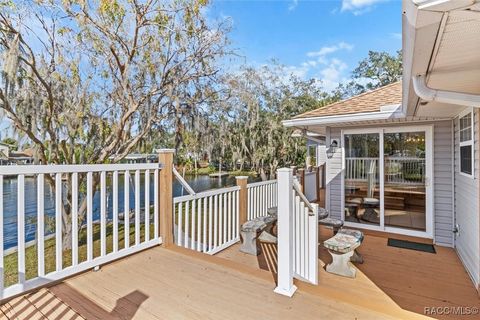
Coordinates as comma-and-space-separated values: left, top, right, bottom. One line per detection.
412, 75, 480, 107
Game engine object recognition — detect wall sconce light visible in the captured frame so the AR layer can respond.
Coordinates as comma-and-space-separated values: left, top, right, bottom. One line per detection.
326, 139, 338, 159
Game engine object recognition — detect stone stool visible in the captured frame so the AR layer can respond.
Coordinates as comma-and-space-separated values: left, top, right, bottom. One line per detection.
323, 228, 364, 278
240, 216, 276, 255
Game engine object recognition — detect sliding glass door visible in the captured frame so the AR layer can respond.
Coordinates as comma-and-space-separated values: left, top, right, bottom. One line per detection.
342, 126, 432, 238
383, 131, 426, 231
344, 132, 381, 226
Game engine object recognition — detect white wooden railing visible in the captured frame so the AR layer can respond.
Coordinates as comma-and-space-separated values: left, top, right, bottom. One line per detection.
173, 186, 240, 255
345, 157, 425, 185
292, 181, 319, 285
247, 180, 277, 219
275, 168, 318, 297
0, 163, 161, 300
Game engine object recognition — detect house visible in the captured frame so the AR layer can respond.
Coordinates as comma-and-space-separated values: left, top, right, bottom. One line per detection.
0, 143, 9, 165
284, 0, 480, 291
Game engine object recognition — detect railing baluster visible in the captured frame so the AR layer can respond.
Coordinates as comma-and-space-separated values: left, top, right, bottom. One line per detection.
223, 193, 227, 244
37, 174, 45, 275
177, 202, 183, 246
236, 190, 240, 239
100, 171, 107, 256
214, 194, 218, 248
145, 169, 150, 242
218, 194, 223, 245
296, 195, 301, 273
71, 173, 78, 266
154, 169, 159, 239
55, 173, 62, 271
203, 196, 207, 252
87, 172, 93, 260
227, 192, 232, 241
135, 170, 140, 245
184, 201, 190, 248
196, 197, 201, 251
191, 198, 196, 250
113, 171, 119, 253
124, 170, 130, 249
17, 175, 26, 284
208, 196, 213, 251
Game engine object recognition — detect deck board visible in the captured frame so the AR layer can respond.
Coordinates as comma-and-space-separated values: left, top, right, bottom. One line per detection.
1, 226, 477, 319
216, 226, 479, 320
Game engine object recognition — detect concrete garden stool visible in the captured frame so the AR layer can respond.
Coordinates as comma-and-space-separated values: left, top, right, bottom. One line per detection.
323, 228, 364, 278
240, 216, 276, 255
318, 217, 344, 234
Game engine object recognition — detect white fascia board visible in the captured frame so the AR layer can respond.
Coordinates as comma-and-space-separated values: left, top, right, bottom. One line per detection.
414, 0, 475, 11
283, 105, 403, 128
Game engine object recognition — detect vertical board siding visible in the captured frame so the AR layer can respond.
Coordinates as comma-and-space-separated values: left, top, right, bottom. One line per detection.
326, 120, 454, 246
454, 110, 480, 288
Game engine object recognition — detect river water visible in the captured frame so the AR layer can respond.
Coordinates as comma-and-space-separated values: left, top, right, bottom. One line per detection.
2, 174, 259, 250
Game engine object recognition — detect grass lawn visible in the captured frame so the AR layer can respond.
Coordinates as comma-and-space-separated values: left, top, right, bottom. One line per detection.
4, 222, 155, 287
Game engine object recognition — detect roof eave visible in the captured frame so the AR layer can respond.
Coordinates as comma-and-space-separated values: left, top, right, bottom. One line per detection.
283, 104, 404, 128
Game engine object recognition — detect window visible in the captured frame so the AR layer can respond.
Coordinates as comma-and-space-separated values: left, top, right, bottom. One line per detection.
459, 110, 474, 176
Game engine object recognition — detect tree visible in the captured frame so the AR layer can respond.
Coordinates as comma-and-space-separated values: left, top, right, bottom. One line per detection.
0, 0, 230, 248
335, 50, 402, 98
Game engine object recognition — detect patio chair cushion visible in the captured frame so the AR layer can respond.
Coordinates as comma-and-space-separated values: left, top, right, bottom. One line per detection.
323, 228, 363, 254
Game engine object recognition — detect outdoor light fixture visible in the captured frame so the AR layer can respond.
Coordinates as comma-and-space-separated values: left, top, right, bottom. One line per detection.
326, 139, 338, 159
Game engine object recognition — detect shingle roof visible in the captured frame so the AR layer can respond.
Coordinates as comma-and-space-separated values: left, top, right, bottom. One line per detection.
294, 81, 402, 119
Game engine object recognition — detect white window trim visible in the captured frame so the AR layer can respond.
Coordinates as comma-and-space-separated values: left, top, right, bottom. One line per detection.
458, 108, 474, 179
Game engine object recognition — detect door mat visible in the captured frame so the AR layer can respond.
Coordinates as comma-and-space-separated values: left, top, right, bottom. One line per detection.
387, 238, 436, 254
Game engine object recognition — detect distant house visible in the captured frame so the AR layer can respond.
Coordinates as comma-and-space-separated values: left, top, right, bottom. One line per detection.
0, 143, 9, 165
285, 0, 480, 291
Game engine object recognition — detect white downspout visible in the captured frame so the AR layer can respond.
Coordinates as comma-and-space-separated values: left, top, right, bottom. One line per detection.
412, 75, 480, 107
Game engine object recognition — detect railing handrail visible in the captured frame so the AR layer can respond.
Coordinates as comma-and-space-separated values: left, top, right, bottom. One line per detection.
346, 156, 425, 161
293, 180, 315, 212
174, 185, 241, 203
172, 167, 196, 196
246, 179, 276, 188
0, 163, 162, 175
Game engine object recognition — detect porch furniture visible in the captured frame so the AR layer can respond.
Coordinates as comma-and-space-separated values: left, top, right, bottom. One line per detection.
345, 203, 359, 221
240, 216, 277, 255
268, 206, 329, 220
323, 228, 364, 278
362, 161, 380, 223
318, 217, 344, 234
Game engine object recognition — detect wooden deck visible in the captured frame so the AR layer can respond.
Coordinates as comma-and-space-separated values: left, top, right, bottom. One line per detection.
217, 226, 480, 320
1, 226, 478, 319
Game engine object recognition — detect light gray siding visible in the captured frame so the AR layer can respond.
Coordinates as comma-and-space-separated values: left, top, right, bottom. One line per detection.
454, 109, 480, 288
325, 120, 454, 247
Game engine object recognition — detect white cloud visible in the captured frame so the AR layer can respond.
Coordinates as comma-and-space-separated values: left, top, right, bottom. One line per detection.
288, 0, 298, 11
319, 58, 349, 91
306, 41, 353, 57
280, 41, 354, 92
341, 0, 385, 15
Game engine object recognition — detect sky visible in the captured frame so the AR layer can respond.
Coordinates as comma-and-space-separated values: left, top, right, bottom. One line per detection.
208, 0, 402, 91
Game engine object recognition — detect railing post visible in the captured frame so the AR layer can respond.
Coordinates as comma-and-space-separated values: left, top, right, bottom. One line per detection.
298, 168, 305, 194
274, 168, 297, 297
236, 176, 248, 225
158, 149, 175, 247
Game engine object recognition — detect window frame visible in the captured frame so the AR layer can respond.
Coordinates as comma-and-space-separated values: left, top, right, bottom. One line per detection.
458, 108, 474, 178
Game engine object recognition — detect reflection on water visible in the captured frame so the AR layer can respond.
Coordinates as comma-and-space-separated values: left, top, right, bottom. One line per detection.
2, 174, 260, 250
